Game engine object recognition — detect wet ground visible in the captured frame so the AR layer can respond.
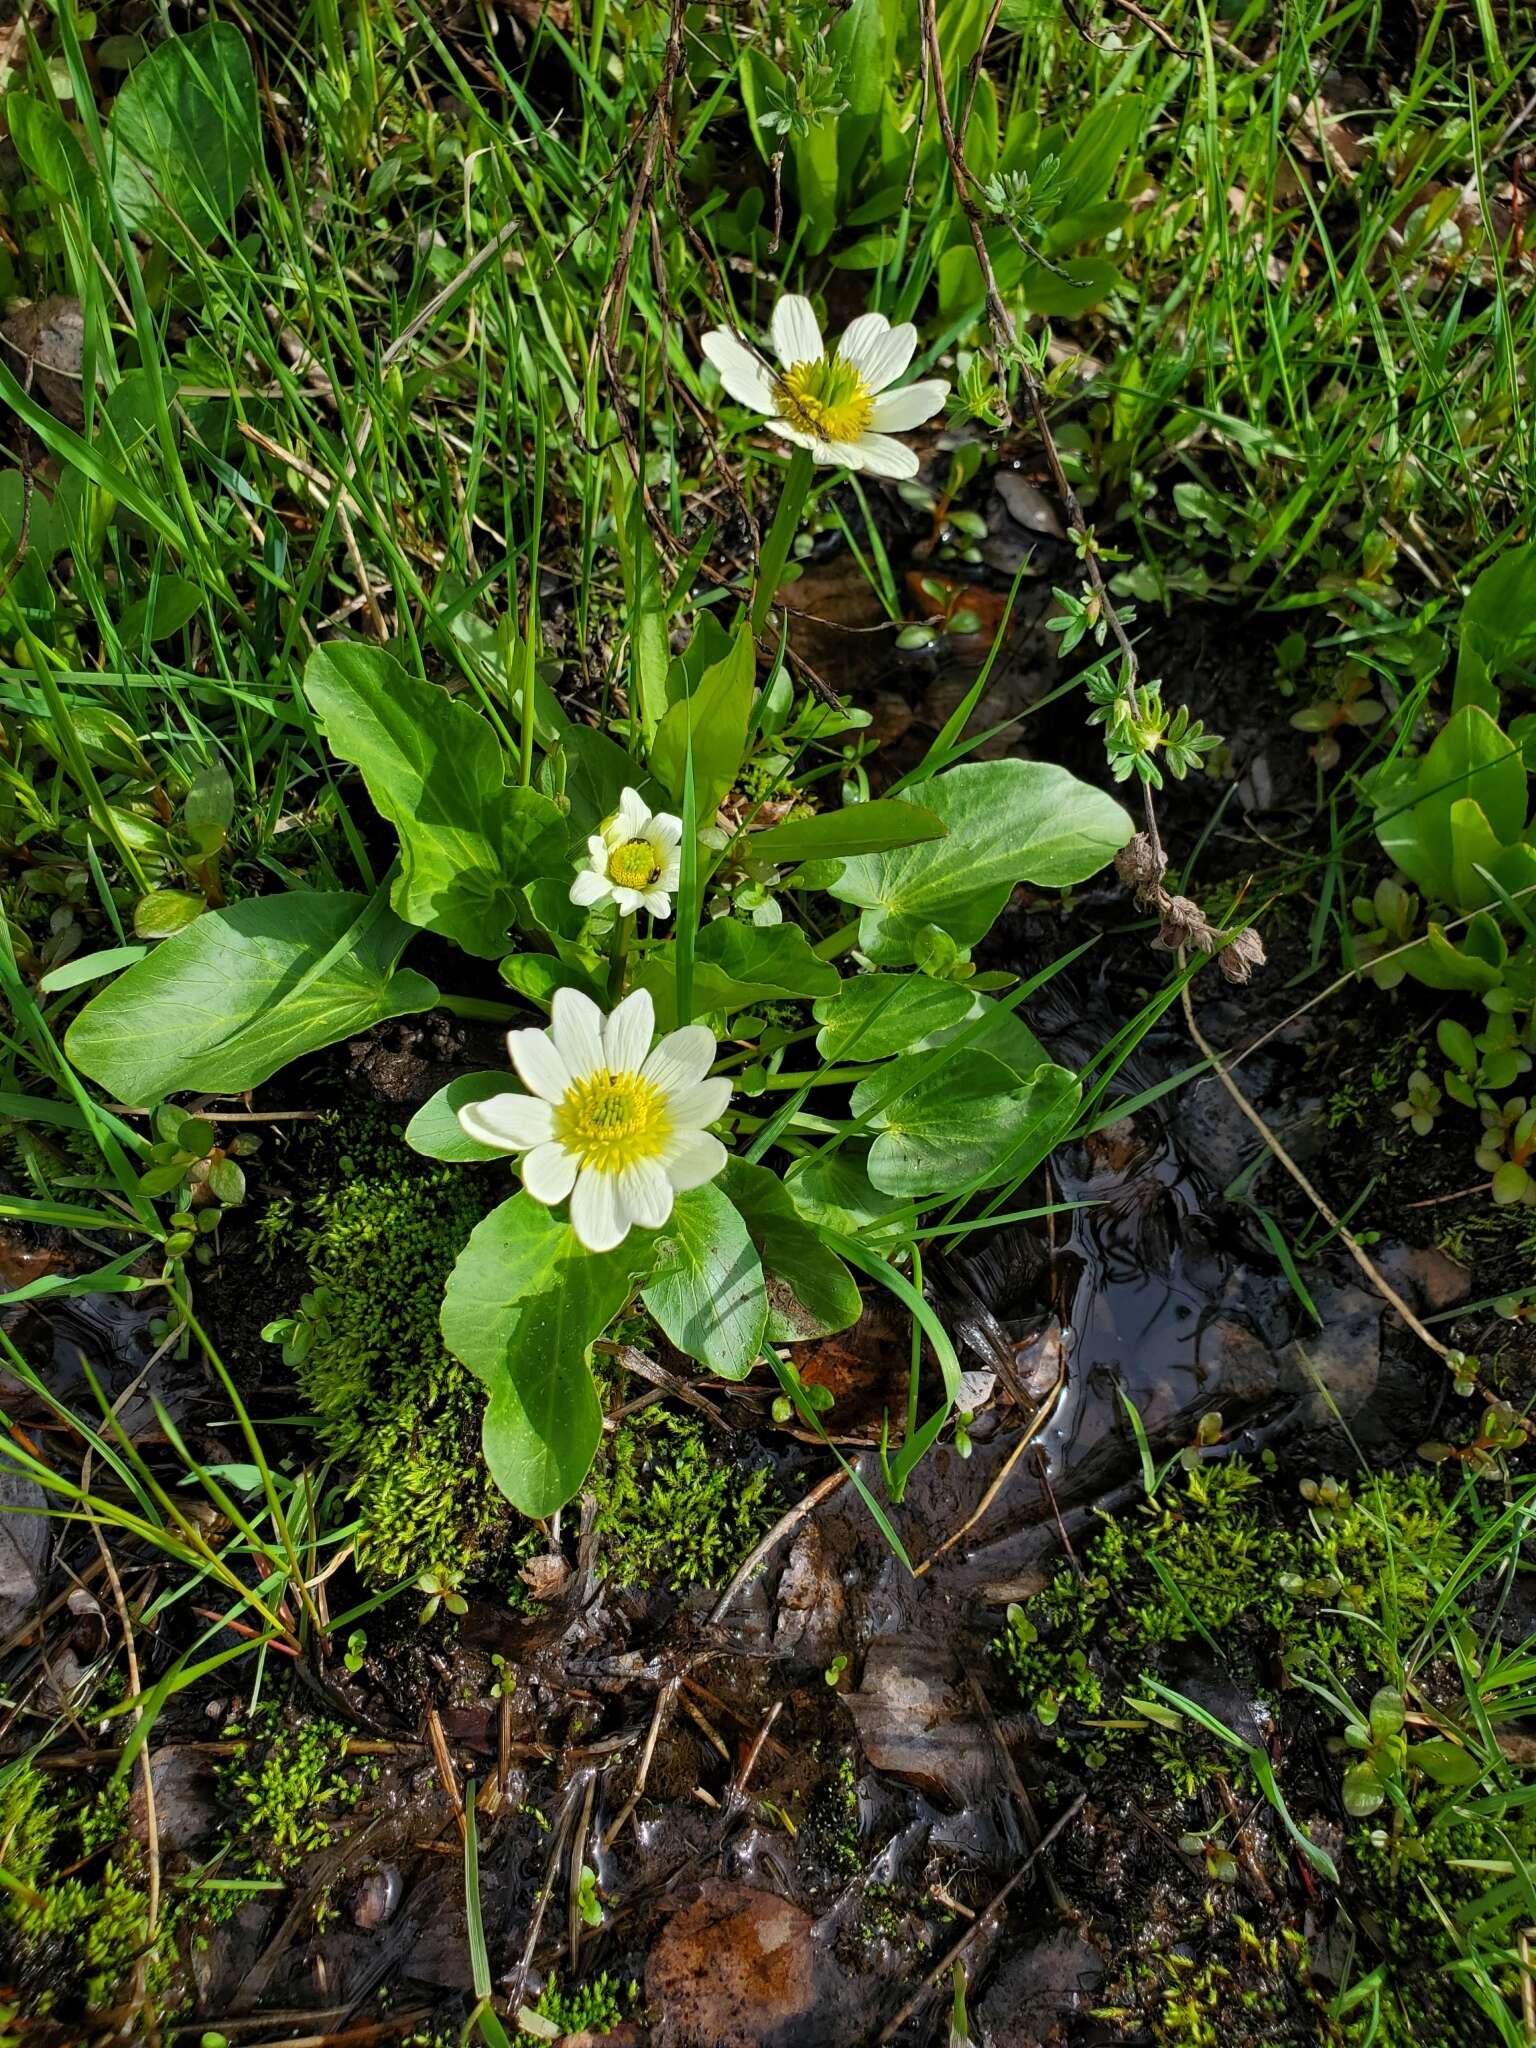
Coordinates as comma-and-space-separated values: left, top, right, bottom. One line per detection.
2, 479, 1522, 2046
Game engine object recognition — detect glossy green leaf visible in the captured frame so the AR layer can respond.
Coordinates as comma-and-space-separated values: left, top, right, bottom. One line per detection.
747, 797, 946, 864
1408, 1737, 1483, 1788
640, 1183, 767, 1380
830, 759, 1132, 962
1375, 707, 1528, 910
107, 23, 260, 245
118, 575, 203, 644
404, 1072, 515, 1162
65, 890, 436, 1102
440, 1193, 655, 1515
721, 1158, 861, 1341
1455, 540, 1536, 712
649, 620, 755, 818
855, 1052, 1078, 1197
638, 917, 839, 1026
304, 642, 568, 958
783, 1149, 902, 1243
813, 972, 973, 1062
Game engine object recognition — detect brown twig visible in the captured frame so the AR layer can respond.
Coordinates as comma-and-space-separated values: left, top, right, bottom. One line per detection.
708, 1467, 850, 1626
1178, 970, 1455, 1367
874, 1793, 1087, 2042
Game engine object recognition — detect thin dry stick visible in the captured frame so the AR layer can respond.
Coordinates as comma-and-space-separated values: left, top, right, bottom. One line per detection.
1178, 973, 1454, 1365
708, 1467, 850, 1626
914, 1372, 1063, 1576
874, 1792, 1087, 2044
726, 1698, 783, 1813
425, 1707, 465, 1841
965, 1670, 1071, 1918
601, 1674, 682, 1850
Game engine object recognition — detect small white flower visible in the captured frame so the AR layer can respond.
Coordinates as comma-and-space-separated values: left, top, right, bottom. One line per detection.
569, 786, 682, 919
458, 987, 730, 1253
700, 292, 949, 481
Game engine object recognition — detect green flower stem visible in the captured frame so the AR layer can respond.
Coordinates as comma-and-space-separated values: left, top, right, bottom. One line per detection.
751, 445, 815, 636
607, 912, 633, 1002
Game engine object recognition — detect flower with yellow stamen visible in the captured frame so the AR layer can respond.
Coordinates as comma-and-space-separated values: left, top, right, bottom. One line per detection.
701, 293, 949, 480
569, 786, 682, 919
457, 987, 730, 1252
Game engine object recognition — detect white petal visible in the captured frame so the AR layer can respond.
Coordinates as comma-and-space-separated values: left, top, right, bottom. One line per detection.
617, 1159, 673, 1231
604, 988, 654, 1075
458, 1094, 556, 1152
571, 1167, 626, 1252
615, 786, 651, 835
642, 891, 673, 919
701, 329, 777, 413
587, 833, 608, 861
614, 886, 647, 916
660, 1129, 728, 1192
868, 378, 950, 432
570, 869, 612, 906
848, 432, 920, 480
507, 1027, 571, 1104
650, 812, 683, 847
766, 417, 820, 452
522, 1141, 578, 1204
550, 987, 605, 1081
656, 859, 681, 891
837, 314, 916, 392
665, 1076, 732, 1129
642, 1023, 717, 1093
771, 294, 822, 368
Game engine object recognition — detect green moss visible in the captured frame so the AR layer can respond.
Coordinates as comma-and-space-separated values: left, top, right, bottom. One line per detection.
534, 1969, 634, 2035
1102, 1920, 1328, 2047
996, 1460, 1465, 1749
220, 1700, 370, 1877
262, 1115, 501, 1582
591, 1407, 774, 1591
0, 1761, 186, 2021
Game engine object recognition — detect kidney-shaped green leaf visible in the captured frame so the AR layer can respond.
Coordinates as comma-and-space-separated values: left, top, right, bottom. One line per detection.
829, 760, 1133, 962
722, 1157, 861, 1342
65, 890, 437, 1103
856, 1052, 1080, 1198
108, 23, 261, 246
813, 971, 973, 1063
640, 1183, 767, 1379
1376, 706, 1529, 910
304, 642, 568, 958
440, 1192, 656, 1515
404, 1072, 513, 1162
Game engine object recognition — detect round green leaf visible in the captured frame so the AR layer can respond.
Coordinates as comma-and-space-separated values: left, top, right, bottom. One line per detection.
640, 1183, 767, 1380
404, 1072, 519, 1162
721, 1157, 861, 1341
440, 1193, 657, 1516
855, 1053, 1079, 1198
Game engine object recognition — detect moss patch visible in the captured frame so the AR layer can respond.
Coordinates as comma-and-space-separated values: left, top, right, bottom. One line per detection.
592, 1406, 774, 1592
260, 1113, 502, 1582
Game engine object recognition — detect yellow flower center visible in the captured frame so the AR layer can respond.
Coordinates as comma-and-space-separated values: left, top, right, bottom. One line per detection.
773, 353, 874, 443
608, 838, 661, 890
556, 1070, 670, 1174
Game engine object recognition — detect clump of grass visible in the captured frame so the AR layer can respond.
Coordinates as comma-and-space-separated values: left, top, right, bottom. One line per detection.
260, 1114, 502, 1583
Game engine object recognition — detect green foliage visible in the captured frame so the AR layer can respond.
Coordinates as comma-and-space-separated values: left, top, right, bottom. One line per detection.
303, 643, 569, 960
65, 891, 438, 1103
221, 1699, 367, 1875
263, 1121, 503, 1581
591, 1408, 773, 1592
828, 758, 1133, 963
439, 1191, 656, 1517
0, 1761, 187, 2020
534, 1969, 634, 2035
106, 23, 261, 245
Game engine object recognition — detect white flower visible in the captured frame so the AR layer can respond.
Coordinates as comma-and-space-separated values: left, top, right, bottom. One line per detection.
700, 293, 949, 481
457, 987, 730, 1252
569, 786, 682, 919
